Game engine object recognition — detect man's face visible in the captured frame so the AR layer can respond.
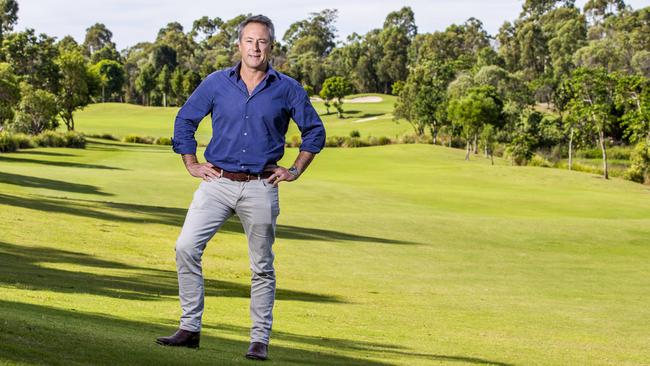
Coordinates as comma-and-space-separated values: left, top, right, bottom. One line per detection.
238, 22, 272, 71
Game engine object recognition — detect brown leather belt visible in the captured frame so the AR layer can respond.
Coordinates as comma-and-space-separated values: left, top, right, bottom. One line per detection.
213, 166, 273, 182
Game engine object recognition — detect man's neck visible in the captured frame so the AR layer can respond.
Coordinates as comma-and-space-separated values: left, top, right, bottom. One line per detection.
239, 62, 269, 81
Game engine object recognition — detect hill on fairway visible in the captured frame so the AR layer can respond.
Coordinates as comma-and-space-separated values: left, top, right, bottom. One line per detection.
71, 94, 410, 144
1, 141, 649, 365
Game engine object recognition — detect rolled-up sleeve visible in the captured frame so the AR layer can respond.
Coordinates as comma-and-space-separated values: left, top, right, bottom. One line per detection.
289, 85, 326, 153
172, 75, 215, 155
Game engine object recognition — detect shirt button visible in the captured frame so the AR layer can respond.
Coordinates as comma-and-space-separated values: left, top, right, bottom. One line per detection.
244, 132, 248, 136
241, 165, 244, 169
242, 149, 246, 152
245, 115, 249, 119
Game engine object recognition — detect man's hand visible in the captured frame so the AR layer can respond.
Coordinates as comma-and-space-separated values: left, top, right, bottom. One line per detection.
266, 166, 297, 186
187, 162, 221, 181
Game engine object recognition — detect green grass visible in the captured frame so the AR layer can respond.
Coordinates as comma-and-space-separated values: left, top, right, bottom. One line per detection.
1, 140, 649, 365
71, 94, 413, 144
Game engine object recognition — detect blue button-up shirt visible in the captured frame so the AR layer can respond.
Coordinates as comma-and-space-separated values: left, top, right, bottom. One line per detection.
172, 62, 326, 174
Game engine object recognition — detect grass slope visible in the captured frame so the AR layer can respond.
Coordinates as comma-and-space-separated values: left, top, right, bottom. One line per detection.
71, 94, 411, 144
0, 141, 649, 365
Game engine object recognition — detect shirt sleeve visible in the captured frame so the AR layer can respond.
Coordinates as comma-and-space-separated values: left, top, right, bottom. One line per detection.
289, 85, 326, 153
172, 75, 215, 155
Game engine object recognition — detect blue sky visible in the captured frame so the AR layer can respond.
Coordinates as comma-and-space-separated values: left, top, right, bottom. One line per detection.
15, 0, 650, 50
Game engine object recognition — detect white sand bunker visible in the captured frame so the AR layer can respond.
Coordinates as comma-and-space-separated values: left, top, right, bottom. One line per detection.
344, 96, 383, 103
354, 117, 379, 123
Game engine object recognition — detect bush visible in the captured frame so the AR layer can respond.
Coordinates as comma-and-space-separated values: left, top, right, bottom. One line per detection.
342, 137, 370, 148
377, 136, 392, 145
33, 131, 66, 147
63, 131, 86, 148
528, 155, 553, 167
0, 131, 19, 152
285, 135, 301, 148
12, 133, 35, 149
349, 129, 361, 138
85, 133, 118, 141
624, 143, 650, 184
576, 146, 631, 160
154, 137, 172, 145
123, 134, 154, 144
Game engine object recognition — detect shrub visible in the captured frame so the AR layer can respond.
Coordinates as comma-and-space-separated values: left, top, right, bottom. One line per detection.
325, 136, 345, 147
85, 133, 118, 141
63, 131, 86, 148
123, 134, 154, 144
349, 129, 360, 138
624, 143, 650, 184
529, 155, 553, 167
0, 131, 19, 152
154, 137, 172, 145
285, 135, 301, 148
12, 133, 35, 149
377, 136, 392, 146
33, 131, 66, 147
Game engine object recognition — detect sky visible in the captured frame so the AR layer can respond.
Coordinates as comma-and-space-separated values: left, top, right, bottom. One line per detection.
14, 0, 650, 50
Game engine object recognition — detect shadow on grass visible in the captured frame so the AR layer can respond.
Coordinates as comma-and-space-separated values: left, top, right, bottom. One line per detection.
0, 241, 341, 303
199, 323, 516, 366
0, 155, 125, 170
0, 172, 113, 196
0, 300, 385, 366
14, 150, 77, 157
0, 193, 417, 245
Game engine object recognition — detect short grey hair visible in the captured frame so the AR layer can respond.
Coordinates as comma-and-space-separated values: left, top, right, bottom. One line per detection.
237, 15, 275, 44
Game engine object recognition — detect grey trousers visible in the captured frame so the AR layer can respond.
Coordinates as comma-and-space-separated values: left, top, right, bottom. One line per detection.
175, 177, 280, 344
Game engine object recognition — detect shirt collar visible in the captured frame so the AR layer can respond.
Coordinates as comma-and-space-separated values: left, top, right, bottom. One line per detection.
228, 61, 281, 81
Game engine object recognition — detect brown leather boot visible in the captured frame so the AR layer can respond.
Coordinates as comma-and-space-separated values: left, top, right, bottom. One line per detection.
245, 342, 268, 360
155, 329, 200, 348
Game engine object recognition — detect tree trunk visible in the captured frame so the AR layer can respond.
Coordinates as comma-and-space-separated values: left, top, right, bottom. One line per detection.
465, 141, 470, 160
484, 146, 488, 158
490, 152, 494, 166
163, 93, 167, 108
599, 129, 609, 179
568, 127, 574, 171
102, 85, 105, 103
473, 134, 478, 154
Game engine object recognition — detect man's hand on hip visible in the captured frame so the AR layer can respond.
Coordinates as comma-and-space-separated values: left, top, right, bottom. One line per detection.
188, 162, 221, 181
266, 166, 297, 186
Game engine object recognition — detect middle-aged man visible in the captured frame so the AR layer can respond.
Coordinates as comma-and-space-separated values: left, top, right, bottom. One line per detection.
155, 15, 325, 361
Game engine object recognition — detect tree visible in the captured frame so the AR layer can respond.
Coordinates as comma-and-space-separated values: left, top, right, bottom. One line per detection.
448, 86, 503, 160
0, 0, 19, 45
319, 76, 352, 118
182, 70, 201, 99
135, 64, 156, 106
283, 9, 338, 57
12, 82, 58, 134
83, 23, 114, 56
171, 67, 185, 105
152, 44, 178, 73
56, 49, 97, 131
566, 67, 617, 178
394, 60, 455, 140
377, 7, 417, 93
2, 29, 61, 93
0, 62, 19, 127
157, 65, 172, 107
90, 59, 125, 102
616, 74, 649, 144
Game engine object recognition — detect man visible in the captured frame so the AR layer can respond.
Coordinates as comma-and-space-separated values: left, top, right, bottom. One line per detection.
155, 15, 325, 361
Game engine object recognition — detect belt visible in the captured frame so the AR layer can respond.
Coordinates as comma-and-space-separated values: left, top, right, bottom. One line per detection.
213, 166, 273, 182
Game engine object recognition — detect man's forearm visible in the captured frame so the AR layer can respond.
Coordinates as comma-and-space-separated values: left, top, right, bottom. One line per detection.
291, 151, 316, 176
181, 154, 199, 169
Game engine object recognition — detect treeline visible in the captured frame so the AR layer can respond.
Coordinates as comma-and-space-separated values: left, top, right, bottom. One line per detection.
0, 0, 648, 182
